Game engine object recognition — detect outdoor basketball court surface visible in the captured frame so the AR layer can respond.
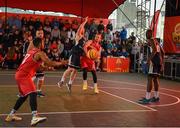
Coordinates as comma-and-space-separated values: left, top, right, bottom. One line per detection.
0, 70, 180, 127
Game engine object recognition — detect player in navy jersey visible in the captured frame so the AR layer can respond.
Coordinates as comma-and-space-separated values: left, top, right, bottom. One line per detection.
138, 29, 164, 104
57, 17, 88, 93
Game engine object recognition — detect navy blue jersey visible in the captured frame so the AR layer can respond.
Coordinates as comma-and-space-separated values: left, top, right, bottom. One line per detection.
68, 38, 85, 69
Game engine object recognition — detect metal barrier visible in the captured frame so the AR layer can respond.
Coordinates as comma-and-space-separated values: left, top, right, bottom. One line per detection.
163, 59, 180, 80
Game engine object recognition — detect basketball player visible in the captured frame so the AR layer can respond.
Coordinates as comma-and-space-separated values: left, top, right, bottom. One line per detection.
57, 17, 88, 93
138, 29, 164, 104
81, 33, 102, 94
5, 38, 66, 126
28, 29, 46, 97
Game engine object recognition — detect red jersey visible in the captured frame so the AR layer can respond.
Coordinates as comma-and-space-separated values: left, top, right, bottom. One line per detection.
87, 40, 101, 51
16, 48, 42, 78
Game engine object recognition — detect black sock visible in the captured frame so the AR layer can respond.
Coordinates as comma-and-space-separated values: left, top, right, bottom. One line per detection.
91, 70, 97, 83
29, 92, 37, 112
83, 68, 87, 80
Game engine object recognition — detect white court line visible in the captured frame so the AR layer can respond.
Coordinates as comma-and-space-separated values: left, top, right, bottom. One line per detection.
1, 72, 179, 93
87, 86, 157, 111
0, 109, 153, 116
100, 87, 180, 107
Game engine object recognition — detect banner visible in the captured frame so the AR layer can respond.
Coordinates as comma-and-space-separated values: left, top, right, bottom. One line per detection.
102, 57, 129, 72
164, 0, 180, 54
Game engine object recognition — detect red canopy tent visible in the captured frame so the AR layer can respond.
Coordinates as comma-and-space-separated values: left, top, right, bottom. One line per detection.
0, 0, 126, 18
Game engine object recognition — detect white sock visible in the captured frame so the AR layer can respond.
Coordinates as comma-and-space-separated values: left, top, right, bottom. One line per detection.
83, 80, 87, 85
61, 77, 65, 82
154, 91, 159, 98
145, 92, 151, 100
68, 80, 72, 85
10, 109, 16, 115
94, 83, 97, 88
32, 111, 38, 117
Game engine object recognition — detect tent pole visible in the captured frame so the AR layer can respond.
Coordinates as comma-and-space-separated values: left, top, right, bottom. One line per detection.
5, 0, 7, 26
81, 0, 84, 23
153, 0, 157, 32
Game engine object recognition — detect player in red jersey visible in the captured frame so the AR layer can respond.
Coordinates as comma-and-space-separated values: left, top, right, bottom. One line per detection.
81, 33, 102, 93
5, 38, 66, 126
28, 29, 46, 97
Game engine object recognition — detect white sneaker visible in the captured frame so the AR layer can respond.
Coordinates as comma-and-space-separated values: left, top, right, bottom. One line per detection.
5, 114, 22, 122
82, 83, 88, 90
94, 85, 99, 94
57, 81, 63, 88
31, 116, 47, 126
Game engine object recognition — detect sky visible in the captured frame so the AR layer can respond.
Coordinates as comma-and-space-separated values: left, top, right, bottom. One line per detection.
150, 0, 164, 15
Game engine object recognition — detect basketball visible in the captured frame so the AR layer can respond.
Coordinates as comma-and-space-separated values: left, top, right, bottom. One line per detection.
88, 49, 98, 60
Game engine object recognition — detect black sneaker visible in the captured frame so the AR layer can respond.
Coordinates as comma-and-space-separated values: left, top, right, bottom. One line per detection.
138, 97, 146, 101
57, 81, 63, 88
138, 98, 151, 104
37, 91, 45, 97
66, 83, 72, 93
150, 97, 160, 102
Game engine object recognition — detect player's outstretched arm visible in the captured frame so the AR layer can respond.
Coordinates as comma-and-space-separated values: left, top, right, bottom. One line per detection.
35, 51, 67, 67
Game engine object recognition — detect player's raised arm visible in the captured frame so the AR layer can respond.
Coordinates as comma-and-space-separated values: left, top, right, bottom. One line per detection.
75, 17, 88, 44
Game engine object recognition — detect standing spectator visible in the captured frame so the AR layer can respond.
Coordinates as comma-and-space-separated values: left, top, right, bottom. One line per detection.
128, 32, 136, 45
51, 26, 60, 40
104, 29, 113, 43
34, 18, 42, 31
67, 28, 76, 42
13, 15, 22, 29
97, 20, 105, 34
119, 26, 127, 44
51, 17, 59, 29
106, 20, 113, 31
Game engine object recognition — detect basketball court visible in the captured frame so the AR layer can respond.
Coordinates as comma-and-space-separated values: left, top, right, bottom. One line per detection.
0, 71, 180, 127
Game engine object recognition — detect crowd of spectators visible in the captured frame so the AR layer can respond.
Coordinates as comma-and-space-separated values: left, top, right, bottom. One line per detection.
0, 15, 146, 72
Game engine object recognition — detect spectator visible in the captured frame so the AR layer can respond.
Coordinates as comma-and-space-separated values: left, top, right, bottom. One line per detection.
4, 47, 18, 69
67, 28, 76, 42
120, 48, 129, 57
51, 26, 60, 40
97, 20, 105, 33
106, 20, 113, 31
105, 29, 113, 43
120, 26, 127, 44
128, 32, 136, 45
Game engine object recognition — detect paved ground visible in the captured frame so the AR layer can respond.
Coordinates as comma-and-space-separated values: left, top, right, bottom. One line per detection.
0, 70, 180, 127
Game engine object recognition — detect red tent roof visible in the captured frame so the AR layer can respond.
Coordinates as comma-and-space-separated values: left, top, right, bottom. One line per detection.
0, 0, 126, 18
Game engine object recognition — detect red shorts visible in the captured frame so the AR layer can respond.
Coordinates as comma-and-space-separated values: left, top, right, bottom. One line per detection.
15, 72, 36, 96
81, 56, 95, 71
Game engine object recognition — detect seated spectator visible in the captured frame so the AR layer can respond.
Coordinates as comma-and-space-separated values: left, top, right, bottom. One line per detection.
0, 44, 5, 68
50, 40, 58, 50
120, 48, 129, 58
106, 40, 114, 52
4, 47, 18, 69
106, 49, 113, 57
112, 47, 121, 57
51, 26, 60, 40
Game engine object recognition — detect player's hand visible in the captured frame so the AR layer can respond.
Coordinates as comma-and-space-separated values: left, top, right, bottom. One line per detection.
58, 60, 68, 66
84, 16, 88, 22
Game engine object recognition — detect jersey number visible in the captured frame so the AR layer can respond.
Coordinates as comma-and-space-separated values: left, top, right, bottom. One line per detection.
21, 54, 30, 65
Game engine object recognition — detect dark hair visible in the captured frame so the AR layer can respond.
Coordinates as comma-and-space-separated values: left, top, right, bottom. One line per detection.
146, 29, 153, 39
33, 37, 42, 48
